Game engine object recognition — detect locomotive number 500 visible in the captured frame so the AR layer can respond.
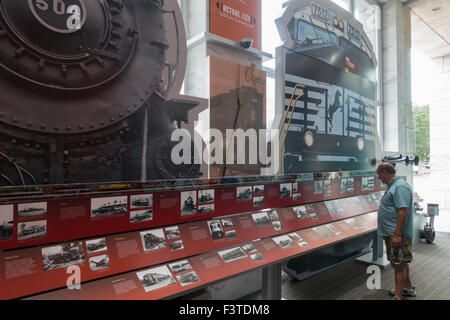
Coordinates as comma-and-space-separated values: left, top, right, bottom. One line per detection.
33, 0, 83, 31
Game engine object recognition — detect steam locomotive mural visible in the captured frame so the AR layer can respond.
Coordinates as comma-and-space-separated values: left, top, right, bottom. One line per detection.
275, 0, 380, 173
0, 0, 202, 186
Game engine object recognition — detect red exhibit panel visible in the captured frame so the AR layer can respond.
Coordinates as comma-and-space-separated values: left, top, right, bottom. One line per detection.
27, 212, 377, 300
0, 176, 384, 251
0, 192, 381, 300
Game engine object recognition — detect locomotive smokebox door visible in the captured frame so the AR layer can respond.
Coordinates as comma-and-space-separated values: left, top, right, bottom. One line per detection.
0, 0, 201, 185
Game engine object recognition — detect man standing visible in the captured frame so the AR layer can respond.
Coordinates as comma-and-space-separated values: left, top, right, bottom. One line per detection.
377, 162, 416, 300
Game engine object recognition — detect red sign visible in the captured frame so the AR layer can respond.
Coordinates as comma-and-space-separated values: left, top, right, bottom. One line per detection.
210, 0, 261, 50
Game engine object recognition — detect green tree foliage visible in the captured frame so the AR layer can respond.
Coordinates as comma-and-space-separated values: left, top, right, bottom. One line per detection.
413, 105, 430, 162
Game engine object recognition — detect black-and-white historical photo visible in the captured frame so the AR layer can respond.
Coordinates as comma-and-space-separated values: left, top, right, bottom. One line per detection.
17, 220, 47, 240
226, 230, 237, 239
91, 196, 127, 218
292, 182, 298, 193
293, 193, 302, 201
198, 189, 214, 204
348, 178, 354, 189
298, 241, 309, 248
272, 235, 295, 249
18, 202, 47, 217
0, 204, 13, 240
241, 243, 256, 254
198, 204, 214, 213
324, 179, 331, 196
280, 183, 292, 198
221, 218, 234, 228
252, 196, 264, 206
89, 254, 110, 271
136, 265, 176, 292
362, 177, 368, 191
236, 186, 252, 201
140, 228, 167, 251
85, 238, 107, 254
130, 209, 153, 223
250, 252, 263, 261
180, 191, 196, 216
313, 180, 323, 194
218, 247, 247, 263
293, 206, 308, 219
309, 212, 319, 221
272, 221, 283, 231
340, 178, 348, 193
130, 194, 153, 209
169, 240, 184, 251
176, 271, 200, 286
268, 210, 279, 220
169, 260, 192, 274
288, 232, 302, 242
325, 200, 341, 215
42, 242, 85, 271
207, 220, 225, 240
251, 211, 271, 226
253, 185, 264, 195
165, 226, 180, 240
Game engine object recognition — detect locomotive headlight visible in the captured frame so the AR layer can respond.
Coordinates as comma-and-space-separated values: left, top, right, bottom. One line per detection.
304, 131, 314, 147
357, 137, 364, 151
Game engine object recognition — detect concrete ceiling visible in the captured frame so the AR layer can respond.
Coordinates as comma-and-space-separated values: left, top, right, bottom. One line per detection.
408, 0, 450, 59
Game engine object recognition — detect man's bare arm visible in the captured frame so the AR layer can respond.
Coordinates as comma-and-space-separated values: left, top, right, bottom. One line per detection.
392, 207, 409, 248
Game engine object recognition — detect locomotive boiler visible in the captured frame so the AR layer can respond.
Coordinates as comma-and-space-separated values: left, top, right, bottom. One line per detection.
0, 0, 200, 186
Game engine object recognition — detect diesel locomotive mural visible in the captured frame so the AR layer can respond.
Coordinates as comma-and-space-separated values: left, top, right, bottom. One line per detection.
275, 0, 380, 173
0, 0, 204, 186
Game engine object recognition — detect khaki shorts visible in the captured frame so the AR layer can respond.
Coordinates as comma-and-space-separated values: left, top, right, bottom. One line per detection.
383, 236, 413, 263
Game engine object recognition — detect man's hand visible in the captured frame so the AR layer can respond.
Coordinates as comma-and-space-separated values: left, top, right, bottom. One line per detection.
391, 234, 402, 248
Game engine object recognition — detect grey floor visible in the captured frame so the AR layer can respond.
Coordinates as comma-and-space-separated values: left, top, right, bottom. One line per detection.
241, 232, 450, 300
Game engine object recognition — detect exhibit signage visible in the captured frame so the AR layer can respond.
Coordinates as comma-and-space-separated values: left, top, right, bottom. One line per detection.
209, 0, 261, 50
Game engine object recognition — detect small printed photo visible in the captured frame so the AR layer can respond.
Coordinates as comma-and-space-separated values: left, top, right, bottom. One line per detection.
221, 218, 234, 228
169, 260, 192, 274
169, 240, 184, 251
272, 235, 296, 249
309, 213, 319, 221
253, 185, 264, 195
325, 200, 340, 215
165, 226, 180, 240
207, 220, 225, 240
368, 184, 374, 191
91, 196, 127, 218
226, 230, 237, 239
42, 242, 85, 272
241, 243, 257, 254
181, 191, 197, 216
272, 221, 283, 231
251, 211, 271, 226
347, 188, 354, 193
17, 220, 47, 240
324, 189, 331, 197
293, 193, 302, 201
140, 229, 167, 252
18, 202, 47, 217
368, 176, 375, 184
298, 241, 309, 248
313, 225, 336, 239
89, 254, 110, 271
130, 209, 153, 223
177, 271, 200, 286
253, 196, 264, 206
340, 178, 348, 193
292, 182, 298, 193
250, 253, 264, 261
198, 189, 215, 204
280, 183, 292, 199
130, 194, 153, 209
313, 180, 323, 194
362, 177, 368, 191
0, 204, 14, 240
198, 204, 214, 213
236, 186, 252, 201
218, 247, 247, 263
324, 180, 331, 190
85, 238, 107, 254
288, 232, 302, 242
268, 210, 279, 220
136, 265, 176, 293
293, 206, 308, 219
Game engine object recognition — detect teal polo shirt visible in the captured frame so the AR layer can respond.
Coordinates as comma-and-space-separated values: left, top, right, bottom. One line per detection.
377, 177, 414, 239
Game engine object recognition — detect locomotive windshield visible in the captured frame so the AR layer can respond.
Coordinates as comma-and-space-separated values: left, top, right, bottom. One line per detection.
296, 20, 337, 47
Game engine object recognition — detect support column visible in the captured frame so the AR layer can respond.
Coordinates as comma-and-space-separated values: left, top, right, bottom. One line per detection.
261, 263, 282, 300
